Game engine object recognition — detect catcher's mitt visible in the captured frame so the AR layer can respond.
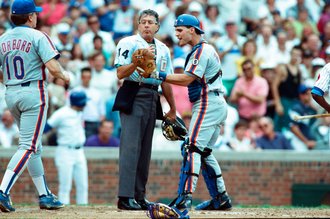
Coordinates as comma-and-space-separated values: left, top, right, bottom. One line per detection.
146, 203, 190, 219
162, 117, 188, 141
132, 48, 156, 77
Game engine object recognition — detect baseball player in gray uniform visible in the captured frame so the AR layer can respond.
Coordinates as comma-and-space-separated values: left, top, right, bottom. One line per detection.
312, 63, 330, 112
0, 0, 70, 212
151, 14, 232, 212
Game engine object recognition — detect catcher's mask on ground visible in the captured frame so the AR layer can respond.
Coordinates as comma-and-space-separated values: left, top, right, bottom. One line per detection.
162, 117, 188, 141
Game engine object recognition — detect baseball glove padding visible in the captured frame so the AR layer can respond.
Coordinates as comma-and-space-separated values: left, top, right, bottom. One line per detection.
146, 203, 190, 219
132, 48, 156, 77
162, 117, 188, 141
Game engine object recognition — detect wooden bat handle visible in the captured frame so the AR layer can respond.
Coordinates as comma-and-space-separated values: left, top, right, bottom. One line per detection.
293, 113, 330, 121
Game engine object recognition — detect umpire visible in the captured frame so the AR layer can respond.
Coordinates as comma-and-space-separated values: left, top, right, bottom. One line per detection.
113, 9, 176, 210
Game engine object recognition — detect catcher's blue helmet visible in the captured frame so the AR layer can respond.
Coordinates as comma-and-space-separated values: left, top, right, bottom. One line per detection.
174, 14, 204, 34
70, 91, 87, 107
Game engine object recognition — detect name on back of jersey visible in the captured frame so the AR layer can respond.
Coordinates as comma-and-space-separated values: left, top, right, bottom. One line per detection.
0, 39, 32, 55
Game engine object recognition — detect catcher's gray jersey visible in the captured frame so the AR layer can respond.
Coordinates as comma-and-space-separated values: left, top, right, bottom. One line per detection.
0, 26, 59, 85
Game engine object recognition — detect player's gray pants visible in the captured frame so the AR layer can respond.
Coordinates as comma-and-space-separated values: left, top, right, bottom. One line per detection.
3, 81, 48, 193
118, 87, 158, 200
185, 92, 228, 194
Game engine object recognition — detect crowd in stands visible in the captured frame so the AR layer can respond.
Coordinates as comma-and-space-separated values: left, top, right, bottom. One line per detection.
0, 0, 329, 151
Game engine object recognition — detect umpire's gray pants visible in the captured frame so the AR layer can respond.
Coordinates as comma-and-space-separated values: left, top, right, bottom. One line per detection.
118, 87, 158, 200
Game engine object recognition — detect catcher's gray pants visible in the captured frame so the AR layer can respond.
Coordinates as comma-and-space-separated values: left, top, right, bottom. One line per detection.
118, 87, 158, 200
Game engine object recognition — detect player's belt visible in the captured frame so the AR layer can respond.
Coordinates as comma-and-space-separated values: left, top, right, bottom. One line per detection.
5, 81, 31, 87
67, 145, 82, 149
126, 80, 158, 91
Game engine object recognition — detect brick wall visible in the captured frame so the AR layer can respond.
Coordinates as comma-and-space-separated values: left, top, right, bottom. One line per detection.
0, 148, 329, 206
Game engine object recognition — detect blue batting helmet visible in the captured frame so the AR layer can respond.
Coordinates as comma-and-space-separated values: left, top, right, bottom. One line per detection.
174, 14, 204, 34
70, 91, 87, 107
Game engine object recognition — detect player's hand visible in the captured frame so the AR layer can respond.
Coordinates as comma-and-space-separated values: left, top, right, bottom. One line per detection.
164, 109, 176, 122
63, 71, 70, 84
305, 140, 316, 150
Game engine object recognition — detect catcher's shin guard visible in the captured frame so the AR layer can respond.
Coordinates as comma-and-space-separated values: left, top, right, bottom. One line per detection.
169, 142, 196, 210
201, 158, 223, 199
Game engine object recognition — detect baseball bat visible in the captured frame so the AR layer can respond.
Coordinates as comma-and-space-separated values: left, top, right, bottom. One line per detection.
293, 113, 330, 121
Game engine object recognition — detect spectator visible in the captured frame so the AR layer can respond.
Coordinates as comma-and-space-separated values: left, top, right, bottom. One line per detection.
255, 23, 278, 67
215, 19, 247, 95
155, 0, 178, 40
230, 59, 269, 121
260, 63, 277, 118
52, 22, 73, 52
44, 91, 88, 205
171, 58, 193, 116
47, 77, 67, 115
202, 4, 223, 39
228, 120, 255, 151
272, 46, 303, 132
79, 14, 116, 59
72, 67, 105, 139
256, 116, 293, 150
0, 109, 19, 148
299, 50, 314, 83
92, 35, 112, 68
89, 52, 118, 102
85, 120, 120, 147
235, 39, 262, 76
39, 0, 68, 26
292, 7, 318, 39
274, 31, 291, 65
112, 0, 135, 42
67, 43, 89, 75
288, 84, 317, 151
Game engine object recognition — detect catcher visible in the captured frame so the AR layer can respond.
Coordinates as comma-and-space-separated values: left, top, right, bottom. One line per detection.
142, 14, 233, 215
113, 9, 176, 211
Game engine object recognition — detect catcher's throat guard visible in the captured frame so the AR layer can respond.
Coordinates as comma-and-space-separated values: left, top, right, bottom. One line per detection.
162, 117, 188, 141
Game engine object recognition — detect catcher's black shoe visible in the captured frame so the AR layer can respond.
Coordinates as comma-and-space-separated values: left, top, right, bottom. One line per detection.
195, 192, 232, 211
117, 197, 142, 210
169, 193, 192, 210
136, 198, 152, 210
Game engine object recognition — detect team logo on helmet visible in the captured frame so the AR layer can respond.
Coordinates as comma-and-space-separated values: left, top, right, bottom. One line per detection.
192, 59, 199, 65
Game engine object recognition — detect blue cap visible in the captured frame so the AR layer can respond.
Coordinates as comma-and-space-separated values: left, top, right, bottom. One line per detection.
70, 91, 87, 107
121, 0, 130, 7
11, 0, 42, 15
298, 84, 311, 94
174, 14, 204, 34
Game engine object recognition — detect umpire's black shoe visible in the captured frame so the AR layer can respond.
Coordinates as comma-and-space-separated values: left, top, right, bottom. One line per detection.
136, 198, 153, 210
117, 197, 142, 210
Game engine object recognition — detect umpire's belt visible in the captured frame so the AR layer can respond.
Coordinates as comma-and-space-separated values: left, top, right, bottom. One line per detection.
128, 80, 158, 91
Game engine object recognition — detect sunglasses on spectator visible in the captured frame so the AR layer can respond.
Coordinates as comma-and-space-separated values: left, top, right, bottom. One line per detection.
259, 123, 269, 129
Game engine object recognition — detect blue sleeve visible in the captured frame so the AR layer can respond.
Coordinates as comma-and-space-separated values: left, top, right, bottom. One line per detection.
43, 123, 53, 134
311, 86, 324, 96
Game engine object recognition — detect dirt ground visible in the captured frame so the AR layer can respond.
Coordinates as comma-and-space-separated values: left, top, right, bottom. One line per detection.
0, 205, 330, 218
